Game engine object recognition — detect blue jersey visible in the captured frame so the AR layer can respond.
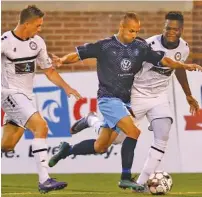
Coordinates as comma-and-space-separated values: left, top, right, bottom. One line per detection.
77, 35, 164, 103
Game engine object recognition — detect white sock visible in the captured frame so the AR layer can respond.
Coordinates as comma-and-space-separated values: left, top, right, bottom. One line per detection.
32, 138, 50, 184
93, 121, 103, 135
87, 115, 102, 135
87, 115, 100, 127
137, 139, 167, 185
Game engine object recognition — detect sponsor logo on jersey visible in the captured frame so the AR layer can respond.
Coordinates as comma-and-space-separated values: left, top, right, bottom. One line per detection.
133, 48, 139, 56
150, 66, 173, 76
184, 86, 202, 131
15, 61, 35, 74
120, 58, 132, 71
29, 41, 37, 50
174, 52, 181, 61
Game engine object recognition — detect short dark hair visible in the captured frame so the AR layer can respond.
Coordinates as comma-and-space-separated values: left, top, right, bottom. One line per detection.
165, 11, 184, 24
20, 5, 44, 24
122, 12, 140, 23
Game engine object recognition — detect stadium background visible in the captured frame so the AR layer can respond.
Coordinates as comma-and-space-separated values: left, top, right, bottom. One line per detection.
2, 1, 202, 70
1, 1, 202, 197
1, 0, 202, 173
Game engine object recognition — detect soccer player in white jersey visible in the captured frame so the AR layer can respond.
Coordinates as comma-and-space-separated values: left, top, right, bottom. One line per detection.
128, 11, 200, 187
1, 5, 82, 193
65, 11, 200, 189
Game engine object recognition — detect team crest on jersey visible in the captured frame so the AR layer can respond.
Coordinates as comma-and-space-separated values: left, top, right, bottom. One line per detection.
29, 41, 37, 50
121, 58, 132, 71
174, 52, 181, 61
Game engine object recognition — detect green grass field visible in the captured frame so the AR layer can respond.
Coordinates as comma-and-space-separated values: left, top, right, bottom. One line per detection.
2, 173, 202, 197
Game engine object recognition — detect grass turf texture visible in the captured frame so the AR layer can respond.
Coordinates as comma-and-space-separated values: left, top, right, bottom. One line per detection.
2, 173, 202, 197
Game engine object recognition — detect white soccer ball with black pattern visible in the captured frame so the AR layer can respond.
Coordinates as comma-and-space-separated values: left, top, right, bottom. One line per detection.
147, 171, 173, 195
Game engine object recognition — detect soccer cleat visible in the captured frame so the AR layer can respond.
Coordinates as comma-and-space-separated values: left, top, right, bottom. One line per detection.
38, 178, 67, 193
118, 179, 145, 192
71, 112, 97, 134
132, 184, 149, 193
48, 142, 71, 167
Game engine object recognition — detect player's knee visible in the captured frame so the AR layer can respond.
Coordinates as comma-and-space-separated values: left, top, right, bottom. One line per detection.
94, 141, 108, 153
160, 133, 169, 142
155, 127, 170, 142
34, 120, 48, 138
153, 138, 168, 151
152, 118, 171, 142
127, 127, 141, 139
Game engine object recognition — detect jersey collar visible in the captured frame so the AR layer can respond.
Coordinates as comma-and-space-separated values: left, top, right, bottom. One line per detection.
11, 31, 30, 41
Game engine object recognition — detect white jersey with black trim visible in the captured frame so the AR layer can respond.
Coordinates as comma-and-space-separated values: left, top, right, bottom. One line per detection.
1, 31, 52, 94
131, 34, 190, 98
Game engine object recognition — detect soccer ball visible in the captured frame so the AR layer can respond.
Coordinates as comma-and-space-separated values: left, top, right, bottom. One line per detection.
147, 171, 173, 195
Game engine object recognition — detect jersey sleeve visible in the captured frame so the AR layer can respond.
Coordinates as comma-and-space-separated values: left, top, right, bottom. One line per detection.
1, 35, 8, 54
182, 44, 190, 62
144, 44, 165, 65
36, 37, 52, 69
76, 41, 101, 60
145, 36, 155, 45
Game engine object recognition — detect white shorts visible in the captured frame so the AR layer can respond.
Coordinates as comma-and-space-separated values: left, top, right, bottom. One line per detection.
131, 93, 173, 123
1, 90, 37, 128
113, 93, 173, 144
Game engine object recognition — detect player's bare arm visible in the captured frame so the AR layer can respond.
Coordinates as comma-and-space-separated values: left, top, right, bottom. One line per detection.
43, 67, 82, 100
175, 69, 199, 115
160, 57, 202, 71
49, 52, 80, 67
60, 52, 80, 64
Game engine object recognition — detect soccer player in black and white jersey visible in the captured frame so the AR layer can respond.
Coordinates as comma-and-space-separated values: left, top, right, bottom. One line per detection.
48, 12, 201, 191
62, 11, 200, 190
1, 5, 82, 193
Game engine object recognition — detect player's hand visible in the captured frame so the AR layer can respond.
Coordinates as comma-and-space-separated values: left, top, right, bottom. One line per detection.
49, 53, 63, 68
64, 87, 83, 100
186, 95, 200, 115
183, 64, 202, 71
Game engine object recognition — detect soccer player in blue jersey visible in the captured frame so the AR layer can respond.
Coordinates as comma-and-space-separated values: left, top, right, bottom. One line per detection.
48, 12, 201, 191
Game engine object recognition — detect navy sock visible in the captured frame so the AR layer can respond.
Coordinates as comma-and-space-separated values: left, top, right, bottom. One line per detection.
121, 137, 137, 180
69, 139, 96, 155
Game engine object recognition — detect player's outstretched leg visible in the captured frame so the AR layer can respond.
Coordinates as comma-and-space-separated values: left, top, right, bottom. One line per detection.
38, 178, 67, 193
71, 112, 98, 134
49, 139, 98, 167
48, 142, 71, 167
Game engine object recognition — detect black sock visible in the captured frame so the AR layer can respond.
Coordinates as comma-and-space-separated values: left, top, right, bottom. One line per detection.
121, 137, 137, 180
69, 139, 96, 155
